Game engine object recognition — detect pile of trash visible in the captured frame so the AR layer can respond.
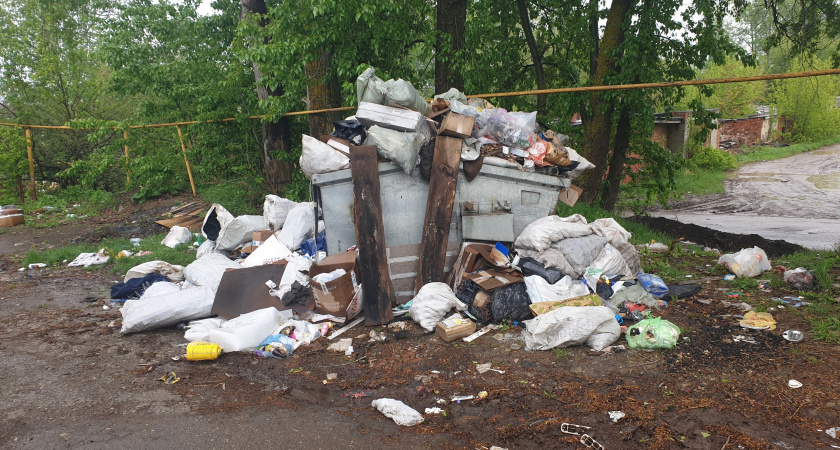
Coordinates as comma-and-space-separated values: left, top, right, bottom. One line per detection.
300, 67, 594, 183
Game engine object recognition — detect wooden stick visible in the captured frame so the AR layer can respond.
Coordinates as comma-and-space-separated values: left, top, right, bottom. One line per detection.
416, 136, 462, 290
176, 125, 197, 198
123, 130, 130, 185
24, 127, 36, 201
349, 145, 394, 326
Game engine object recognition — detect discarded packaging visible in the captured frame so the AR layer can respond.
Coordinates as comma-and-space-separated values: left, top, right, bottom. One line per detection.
186, 341, 222, 361
410, 283, 468, 332
436, 313, 476, 342
626, 315, 680, 350
523, 306, 620, 351
372, 398, 424, 426
782, 330, 804, 342
161, 225, 193, 248
739, 311, 776, 330
608, 411, 626, 422
718, 247, 771, 278
160, 372, 180, 384
783, 267, 819, 291
68, 249, 110, 267
788, 380, 802, 389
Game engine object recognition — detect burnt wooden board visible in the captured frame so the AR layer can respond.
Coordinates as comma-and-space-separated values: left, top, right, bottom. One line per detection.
210, 263, 314, 320
349, 144, 394, 326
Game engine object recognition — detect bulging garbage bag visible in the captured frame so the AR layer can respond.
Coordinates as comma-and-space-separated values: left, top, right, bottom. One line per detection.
276, 203, 316, 250
383, 78, 432, 116
215, 215, 265, 251
357, 67, 387, 104
120, 285, 214, 334
718, 246, 771, 278
523, 306, 620, 351
300, 134, 350, 178
409, 283, 467, 332
263, 195, 300, 231
625, 314, 680, 349
161, 226, 192, 248
783, 267, 819, 291
202, 204, 234, 241
637, 273, 669, 297
363, 126, 425, 175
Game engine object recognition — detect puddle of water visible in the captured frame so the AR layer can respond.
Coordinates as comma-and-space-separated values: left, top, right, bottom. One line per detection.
727, 174, 787, 183
807, 173, 840, 190
810, 148, 839, 156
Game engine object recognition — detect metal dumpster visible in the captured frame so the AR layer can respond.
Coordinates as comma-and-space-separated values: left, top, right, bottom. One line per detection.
311, 161, 570, 303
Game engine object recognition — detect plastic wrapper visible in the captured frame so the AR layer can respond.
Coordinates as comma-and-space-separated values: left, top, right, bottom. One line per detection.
363, 126, 425, 175
490, 282, 533, 323
161, 226, 192, 248
638, 273, 668, 297
519, 257, 562, 284
783, 267, 818, 291
626, 314, 680, 349
527, 140, 550, 166
718, 246, 771, 278
433, 87, 468, 104
524, 275, 589, 304
371, 398, 424, 426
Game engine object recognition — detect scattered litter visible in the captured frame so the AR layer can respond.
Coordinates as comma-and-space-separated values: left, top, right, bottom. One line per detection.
723, 274, 736, 281
739, 311, 776, 330
826, 427, 839, 439
626, 315, 680, 350
451, 395, 475, 402
580, 434, 605, 450
718, 247, 771, 278
788, 380, 802, 389
327, 317, 364, 341
608, 411, 625, 422
732, 335, 757, 344
328, 338, 352, 353
68, 249, 110, 267
425, 407, 444, 414
161, 226, 193, 248
371, 398, 424, 426
28, 263, 46, 269
476, 363, 505, 374
326, 373, 338, 380
159, 372, 180, 384
560, 423, 591, 435
102, 305, 110, 311
782, 330, 804, 342
186, 341, 222, 361
784, 267, 818, 291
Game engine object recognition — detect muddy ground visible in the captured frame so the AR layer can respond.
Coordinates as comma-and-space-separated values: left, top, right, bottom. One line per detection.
652, 143, 840, 250
2, 198, 840, 449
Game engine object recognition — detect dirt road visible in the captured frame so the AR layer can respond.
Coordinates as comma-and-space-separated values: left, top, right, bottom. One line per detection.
654, 143, 840, 250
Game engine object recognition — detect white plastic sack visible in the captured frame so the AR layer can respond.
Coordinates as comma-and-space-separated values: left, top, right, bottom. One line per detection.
263, 195, 300, 231
268, 253, 314, 299
718, 246, 771, 278
433, 87, 468, 104
184, 253, 242, 293
363, 126, 425, 175
242, 235, 293, 268
161, 226, 193, 248
201, 204, 234, 241
195, 240, 228, 259
383, 78, 432, 116
67, 249, 110, 267
120, 285, 214, 334
408, 282, 467, 332
356, 67, 387, 104
183, 317, 225, 342
276, 203, 316, 250
300, 134, 350, 178
371, 398, 424, 426
215, 215, 265, 251
589, 218, 632, 246
206, 307, 287, 352
524, 275, 589, 304
523, 306, 620, 351
591, 244, 632, 277
565, 148, 596, 181
123, 260, 186, 283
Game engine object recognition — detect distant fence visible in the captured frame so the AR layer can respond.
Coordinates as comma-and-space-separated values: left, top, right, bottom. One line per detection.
2, 68, 839, 201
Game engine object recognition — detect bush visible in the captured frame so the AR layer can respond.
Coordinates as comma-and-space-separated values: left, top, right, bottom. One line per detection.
690, 146, 736, 171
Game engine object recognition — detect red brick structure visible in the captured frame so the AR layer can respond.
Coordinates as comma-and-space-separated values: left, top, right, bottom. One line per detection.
717, 114, 771, 150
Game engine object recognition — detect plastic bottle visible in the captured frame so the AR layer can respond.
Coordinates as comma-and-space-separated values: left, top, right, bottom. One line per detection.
186, 341, 222, 361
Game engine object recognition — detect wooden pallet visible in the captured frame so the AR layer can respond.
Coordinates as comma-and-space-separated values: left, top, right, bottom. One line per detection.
155, 201, 208, 231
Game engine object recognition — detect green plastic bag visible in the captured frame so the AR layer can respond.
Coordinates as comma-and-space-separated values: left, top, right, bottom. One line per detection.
626, 314, 680, 349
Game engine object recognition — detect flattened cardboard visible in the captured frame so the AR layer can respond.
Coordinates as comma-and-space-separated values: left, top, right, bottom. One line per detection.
528, 293, 603, 316
211, 263, 314, 320
447, 243, 495, 290
309, 251, 362, 318
251, 229, 274, 247
466, 269, 524, 292
355, 102, 432, 142
439, 112, 475, 139
558, 185, 583, 207
0, 214, 24, 228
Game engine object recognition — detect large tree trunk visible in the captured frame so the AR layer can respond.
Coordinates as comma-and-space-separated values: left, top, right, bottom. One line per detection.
515, 0, 546, 111
435, 0, 467, 94
577, 0, 633, 205
305, 51, 343, 137
240, 0, 293, 192
601, 105, 631, 211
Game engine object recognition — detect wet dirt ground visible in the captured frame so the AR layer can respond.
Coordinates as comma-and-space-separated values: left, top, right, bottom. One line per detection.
653, 143, 840, 250
3, 216, 840, 449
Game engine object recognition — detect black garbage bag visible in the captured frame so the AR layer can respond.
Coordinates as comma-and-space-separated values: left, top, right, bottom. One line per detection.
661, 284, 702, 301
331, 119, 366, 145
418, 139, 435, 181
281, 281, 309, 306
490, 282, 533, 323
519, 257, 562, 284
457, 279, 494, 323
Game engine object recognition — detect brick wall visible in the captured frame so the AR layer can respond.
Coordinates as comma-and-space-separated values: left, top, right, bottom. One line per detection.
718, 115, 769, 150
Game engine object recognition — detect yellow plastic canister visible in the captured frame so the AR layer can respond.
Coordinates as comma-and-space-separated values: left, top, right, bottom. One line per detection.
186, 341, 222, 361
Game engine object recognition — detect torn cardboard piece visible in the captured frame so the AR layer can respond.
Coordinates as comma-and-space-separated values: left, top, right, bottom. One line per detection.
309, 251, 364, 319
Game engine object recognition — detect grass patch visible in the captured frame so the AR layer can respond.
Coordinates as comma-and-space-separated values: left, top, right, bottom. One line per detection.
734, 134, 840, 165
21, 233, 197, 276
9, 186, 119, 228
199, 182, 262, 216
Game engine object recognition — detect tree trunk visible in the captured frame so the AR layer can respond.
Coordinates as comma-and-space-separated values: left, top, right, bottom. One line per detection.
305, 51, 343, 137
435, 0, 467, 94
515, 0, 546, 111
240, 0, 293, 192
601, 105, 631, 211
578, 0, 633, 204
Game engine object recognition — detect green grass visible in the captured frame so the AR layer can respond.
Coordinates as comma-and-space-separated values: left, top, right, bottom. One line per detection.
7, 186, 119, 228
199, 182, 262, 216
734, 134, 840, 165
20, 233, 197, 276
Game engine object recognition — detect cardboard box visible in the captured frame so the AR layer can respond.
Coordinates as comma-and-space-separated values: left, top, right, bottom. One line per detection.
356, 102, 432, 142
309, 251, 363, 318
436, 314, 476, 342
439, 112, 475, 139
466, 269, 524, 292
251, 229, 274, 247
529, 293, 603, 316
448, 243, 495, 291
0, 213, 24, 228
239, 244, 257, 255
558, 185, 583, 207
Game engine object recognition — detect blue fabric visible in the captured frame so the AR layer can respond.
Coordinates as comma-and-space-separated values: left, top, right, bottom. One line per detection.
110, 273, 170, 299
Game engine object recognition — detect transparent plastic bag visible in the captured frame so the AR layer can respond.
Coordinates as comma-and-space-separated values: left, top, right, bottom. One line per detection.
481, 109, 537, 149
718, 247, 771, 278
626, 314, 680, 349
638, 273, 669, 297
